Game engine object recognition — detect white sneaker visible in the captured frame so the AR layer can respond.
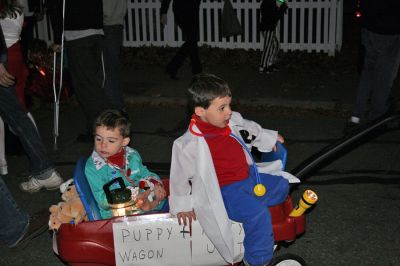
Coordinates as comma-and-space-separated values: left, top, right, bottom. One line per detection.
0, 160, 7, 175
19, 170, 63, 193
349, 116, 360, 124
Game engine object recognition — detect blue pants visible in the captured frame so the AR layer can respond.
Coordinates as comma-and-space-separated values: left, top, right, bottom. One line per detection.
0, 85, 54, 179
0, 177, 29, 246
221, 168, 289, 266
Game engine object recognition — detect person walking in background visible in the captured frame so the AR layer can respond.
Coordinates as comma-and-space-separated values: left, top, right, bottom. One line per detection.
0, 0, 31, 112
259, 0, 288, 74
46, 0, 114, 142
160, 0, 202, 80
346, 0, 400, 131
0, 23, 63, 192
102, 0, 127, 110
0, 0, 36, 175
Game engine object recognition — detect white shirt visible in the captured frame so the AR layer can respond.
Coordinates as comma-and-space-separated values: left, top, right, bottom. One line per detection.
0, 12, 24, 48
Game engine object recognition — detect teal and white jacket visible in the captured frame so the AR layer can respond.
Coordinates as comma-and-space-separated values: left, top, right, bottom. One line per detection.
85, 146, 165, 219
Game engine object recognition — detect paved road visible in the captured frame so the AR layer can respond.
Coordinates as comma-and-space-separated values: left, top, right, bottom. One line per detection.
1, 103, 399, 266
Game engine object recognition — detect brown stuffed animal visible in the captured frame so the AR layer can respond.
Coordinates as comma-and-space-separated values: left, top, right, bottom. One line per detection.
49, 181, 88, 230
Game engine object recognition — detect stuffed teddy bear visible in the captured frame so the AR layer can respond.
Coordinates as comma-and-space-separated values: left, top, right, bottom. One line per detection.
49, 179, 88, 230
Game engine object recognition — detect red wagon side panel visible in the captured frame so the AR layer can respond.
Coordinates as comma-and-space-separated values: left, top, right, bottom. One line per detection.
270, 196, 306, 242
57, 196, 306, 265
57, 218, 115, 265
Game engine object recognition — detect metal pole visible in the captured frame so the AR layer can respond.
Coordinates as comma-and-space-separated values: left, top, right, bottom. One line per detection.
52, 0, 65, 150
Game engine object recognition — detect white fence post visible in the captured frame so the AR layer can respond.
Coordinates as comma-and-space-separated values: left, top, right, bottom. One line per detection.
328, 0, 337, 56
335, 0, 343, 52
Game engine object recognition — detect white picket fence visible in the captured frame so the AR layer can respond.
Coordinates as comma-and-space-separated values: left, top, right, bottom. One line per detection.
36, 0, 343, 56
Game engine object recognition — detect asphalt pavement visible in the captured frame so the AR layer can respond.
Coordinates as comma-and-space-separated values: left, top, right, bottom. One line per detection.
1, 45, 400, 265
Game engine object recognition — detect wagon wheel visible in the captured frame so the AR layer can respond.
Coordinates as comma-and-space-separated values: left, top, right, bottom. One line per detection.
270, 253, 307, 266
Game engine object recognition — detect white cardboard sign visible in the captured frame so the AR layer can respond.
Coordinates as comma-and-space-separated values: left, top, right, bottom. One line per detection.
113, 215, 191, 266
191, 221, 244, 265
113, 214, 244, 266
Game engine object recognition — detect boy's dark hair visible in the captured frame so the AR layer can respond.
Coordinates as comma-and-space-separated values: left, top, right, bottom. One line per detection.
188, 73, 232, 109
94, 109, 131, 138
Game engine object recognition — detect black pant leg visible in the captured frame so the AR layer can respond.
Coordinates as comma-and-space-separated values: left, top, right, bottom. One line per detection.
66, 35, 112, 131
167, 6, 202, 75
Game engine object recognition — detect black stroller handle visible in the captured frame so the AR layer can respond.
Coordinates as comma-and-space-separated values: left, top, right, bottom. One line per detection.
291, 111, 400, 184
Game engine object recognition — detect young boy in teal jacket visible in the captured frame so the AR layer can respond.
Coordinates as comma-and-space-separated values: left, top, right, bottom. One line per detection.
85, 109, 167, 219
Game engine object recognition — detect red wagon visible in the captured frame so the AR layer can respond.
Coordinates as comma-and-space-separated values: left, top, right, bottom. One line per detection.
54, 144, 312, 266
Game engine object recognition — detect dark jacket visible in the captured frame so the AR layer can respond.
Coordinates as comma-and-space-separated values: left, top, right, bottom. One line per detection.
259, 0, 287, 31
160, 0, 201, 16
45, 0, 103, 44
361, 0, 400, 35
160, 0, 201, 37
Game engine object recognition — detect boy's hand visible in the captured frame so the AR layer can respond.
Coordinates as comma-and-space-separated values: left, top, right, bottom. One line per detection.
137, 190, 153, 211
51, 44, 62, 53
154, 183, 167, 201
273, 134, 285, 152
137, 185, 166, 211
277, 134, 284, 143
177, 211, 196, 227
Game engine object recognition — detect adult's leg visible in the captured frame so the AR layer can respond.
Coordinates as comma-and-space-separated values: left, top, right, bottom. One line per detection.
165, 39, 191, 76
260, 31, 275, 71
0, 86, 54, 178
186, 7, 202, 75
20, 16, 36, 62
0, 177, 29, 246
168, 36, 201, 75
0, 117, 6, 175
267, 32, 280, 68
166, 7, 202, 76
103, 25, 124, 109
352, 29, 377, 119
66, 35, 111, 131
7, 42, 30, 110
369, 33, 400, 119
1, 177, 49, 247
188, 39, 202, 75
